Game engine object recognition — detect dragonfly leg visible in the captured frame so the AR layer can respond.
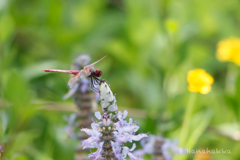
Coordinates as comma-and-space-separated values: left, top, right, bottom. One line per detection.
93, 77, 103, 84
93, 78, 100, 86
90, 77, 99, 92
90, 77, 96, 92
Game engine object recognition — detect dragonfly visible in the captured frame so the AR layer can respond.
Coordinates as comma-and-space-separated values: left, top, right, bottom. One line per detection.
44, 55, 106, 92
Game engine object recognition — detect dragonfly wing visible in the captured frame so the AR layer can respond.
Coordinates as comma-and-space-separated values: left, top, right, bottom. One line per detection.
78, 69, 91, 79
85, 65, 96, 71
84, 55, 106, 69
68, 74, 79, 89
67, 70, 91, 88
63, 83, 80, 99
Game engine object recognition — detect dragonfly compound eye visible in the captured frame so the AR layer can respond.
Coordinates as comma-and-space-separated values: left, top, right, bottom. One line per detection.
95, 69, 102, 77
98, 71, 102, 77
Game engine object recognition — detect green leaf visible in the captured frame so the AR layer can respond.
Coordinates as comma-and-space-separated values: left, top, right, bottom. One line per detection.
235, 73, 240, 121
6, 130, 38, 157
186, 110, 213, 149
225, 95, 239, 121
11, 155, 29, 160
4, 70, 31, 107
144, 113, 158, 134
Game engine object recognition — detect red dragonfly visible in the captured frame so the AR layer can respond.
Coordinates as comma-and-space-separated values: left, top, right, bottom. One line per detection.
44, 55, 106, 92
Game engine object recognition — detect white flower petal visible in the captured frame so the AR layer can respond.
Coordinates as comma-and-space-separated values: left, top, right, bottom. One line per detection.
128, 152, 143, 160
94, 111, 102, 120
130, 133, 148, 141
130, 143, 136, 151
81, 128, 93, 136
123, 110, 128, 119
123, 125, 139, 133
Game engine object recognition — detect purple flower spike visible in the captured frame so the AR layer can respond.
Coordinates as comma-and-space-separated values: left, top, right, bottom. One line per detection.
74, 54, 91, 69
162, 138, 187, 160
80, 78, 89, 93
134, 135, 187, 160
80, 110, 147, 159
80, 81, 147, 159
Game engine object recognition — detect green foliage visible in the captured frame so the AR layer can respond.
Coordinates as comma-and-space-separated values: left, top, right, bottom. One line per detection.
1, 0, 240, 159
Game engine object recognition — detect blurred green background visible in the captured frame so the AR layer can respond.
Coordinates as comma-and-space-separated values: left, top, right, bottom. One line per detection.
1, 0, 240, 159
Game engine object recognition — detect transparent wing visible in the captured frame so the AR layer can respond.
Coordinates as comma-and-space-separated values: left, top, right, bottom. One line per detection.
68, 74, 79, 89
78, 69, 91, 79
63, 83, 80, 100
67, 69, 91, 88
85, 65, 96, 70
84, 55, 107, 69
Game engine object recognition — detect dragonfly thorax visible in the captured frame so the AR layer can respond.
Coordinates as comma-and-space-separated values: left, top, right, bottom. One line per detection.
88, 68, 102, 77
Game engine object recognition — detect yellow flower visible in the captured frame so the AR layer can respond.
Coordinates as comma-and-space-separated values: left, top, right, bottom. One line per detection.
216, 37, 240, 66
187, 69, 214, 94
194, 149, 211, 160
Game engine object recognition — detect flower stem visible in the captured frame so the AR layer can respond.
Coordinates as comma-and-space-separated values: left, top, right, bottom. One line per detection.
179, 93, 197, 147
238, 67, 240, 131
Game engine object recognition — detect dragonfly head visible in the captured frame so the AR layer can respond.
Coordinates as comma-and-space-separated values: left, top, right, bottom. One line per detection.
95, 69, 102, 77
